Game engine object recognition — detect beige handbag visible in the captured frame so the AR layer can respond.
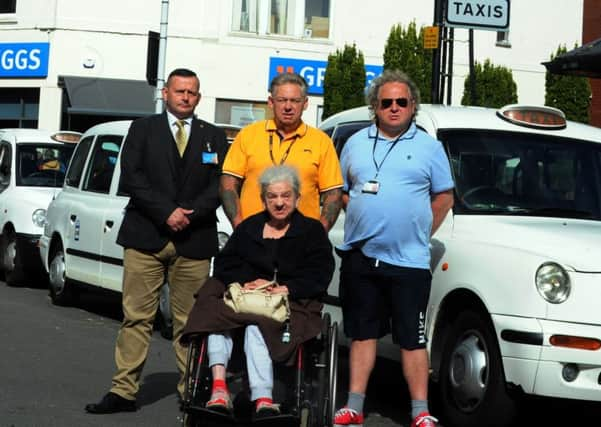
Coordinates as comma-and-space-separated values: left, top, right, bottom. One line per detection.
223, 281, 290, 323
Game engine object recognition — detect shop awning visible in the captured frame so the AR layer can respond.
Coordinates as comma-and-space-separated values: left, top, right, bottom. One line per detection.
542, 38, 601, 78
60, 76, 156, 117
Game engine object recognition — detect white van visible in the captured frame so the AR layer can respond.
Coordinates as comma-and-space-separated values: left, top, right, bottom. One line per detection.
38, 121, 237, 336
320, 104, 601, 427
0, 128, 80, 285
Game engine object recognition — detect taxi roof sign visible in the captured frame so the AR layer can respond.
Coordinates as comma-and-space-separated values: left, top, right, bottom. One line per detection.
51, 131, 81, 144
497, 105, 567, 130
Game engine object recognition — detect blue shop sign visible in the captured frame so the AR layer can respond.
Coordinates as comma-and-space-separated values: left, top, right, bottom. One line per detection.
0, 42, 50, 77
269, 57, 382, 96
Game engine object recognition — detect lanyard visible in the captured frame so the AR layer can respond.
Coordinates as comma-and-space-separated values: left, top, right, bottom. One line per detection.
269, 131, 298, 165
372, 128, 403, 178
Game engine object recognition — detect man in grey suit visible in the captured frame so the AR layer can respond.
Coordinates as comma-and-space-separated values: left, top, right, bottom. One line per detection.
86, 68, 229, 414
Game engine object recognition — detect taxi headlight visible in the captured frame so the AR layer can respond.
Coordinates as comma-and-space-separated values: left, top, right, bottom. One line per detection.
536, 262, 570, 304
32, 208, 47, 228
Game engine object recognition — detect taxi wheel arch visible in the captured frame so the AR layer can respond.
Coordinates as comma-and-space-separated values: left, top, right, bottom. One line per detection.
1, 226, 26, 286
48, 238, 74, 306
437, 308, 518, 427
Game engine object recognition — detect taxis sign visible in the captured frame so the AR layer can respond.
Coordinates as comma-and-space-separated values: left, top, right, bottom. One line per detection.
446, 0, 510, 31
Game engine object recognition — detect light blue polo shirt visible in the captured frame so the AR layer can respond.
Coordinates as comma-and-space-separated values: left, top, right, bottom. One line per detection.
338, 123, 454, 269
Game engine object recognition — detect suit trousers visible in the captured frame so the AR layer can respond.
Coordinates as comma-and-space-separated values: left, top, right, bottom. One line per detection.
110, 241, 210, 400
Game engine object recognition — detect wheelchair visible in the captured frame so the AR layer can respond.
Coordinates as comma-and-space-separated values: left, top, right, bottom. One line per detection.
181, 313, 338, 427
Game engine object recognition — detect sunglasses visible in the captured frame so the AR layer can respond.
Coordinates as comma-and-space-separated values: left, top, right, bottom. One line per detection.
379, 98, 411, 109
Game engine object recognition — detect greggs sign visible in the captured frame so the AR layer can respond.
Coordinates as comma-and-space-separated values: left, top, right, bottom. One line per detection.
269, 57, 383, 96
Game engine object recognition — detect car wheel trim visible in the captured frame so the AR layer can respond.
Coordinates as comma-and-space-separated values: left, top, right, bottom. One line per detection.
448, 331, 489, 412
49, 251, 66, 295
2, 233, 16, 273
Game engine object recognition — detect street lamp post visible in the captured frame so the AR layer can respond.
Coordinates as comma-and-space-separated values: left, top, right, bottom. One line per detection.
155, 0, 169, 113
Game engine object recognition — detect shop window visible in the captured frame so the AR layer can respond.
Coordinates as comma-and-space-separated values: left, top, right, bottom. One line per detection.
215, 99, 272, 127
0, 88, 39, 128
232, 0, 330, 39
0, 0, 16, 14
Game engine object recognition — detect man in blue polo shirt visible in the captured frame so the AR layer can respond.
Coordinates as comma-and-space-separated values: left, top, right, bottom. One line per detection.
333, 70, 454, 427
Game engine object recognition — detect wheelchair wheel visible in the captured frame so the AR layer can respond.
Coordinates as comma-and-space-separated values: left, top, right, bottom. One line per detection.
304, 313, 338, 427
182, 335, 212, 426
326, 317, 339, 426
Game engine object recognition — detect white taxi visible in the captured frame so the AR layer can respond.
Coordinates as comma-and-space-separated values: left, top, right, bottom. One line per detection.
0, 128, 80, 285
320, 104, 601, 427
38, 121, 236, 335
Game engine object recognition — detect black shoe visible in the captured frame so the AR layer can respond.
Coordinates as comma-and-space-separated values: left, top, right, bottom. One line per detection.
85, 392, 137, 414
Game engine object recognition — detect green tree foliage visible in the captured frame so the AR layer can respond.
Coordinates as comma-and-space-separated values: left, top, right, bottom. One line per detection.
383, 22, 432, 103
461, 59, 517, 107
322, 43, 365, 120
545, 45, 591, 123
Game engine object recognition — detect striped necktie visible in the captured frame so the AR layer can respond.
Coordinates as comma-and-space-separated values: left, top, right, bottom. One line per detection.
175, 120, 187, 157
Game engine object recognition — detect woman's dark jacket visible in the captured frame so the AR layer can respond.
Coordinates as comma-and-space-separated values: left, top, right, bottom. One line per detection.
182, 210, 335, 363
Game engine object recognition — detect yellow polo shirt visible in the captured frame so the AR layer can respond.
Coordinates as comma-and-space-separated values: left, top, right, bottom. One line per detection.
223, 120, 343, 220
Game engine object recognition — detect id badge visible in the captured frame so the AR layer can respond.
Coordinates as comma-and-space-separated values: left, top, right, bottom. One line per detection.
202, 151, 218, 164
361, 180, 380, 194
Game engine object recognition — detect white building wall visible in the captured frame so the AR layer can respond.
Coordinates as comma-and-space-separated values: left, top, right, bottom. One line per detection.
0, 0, 584, 129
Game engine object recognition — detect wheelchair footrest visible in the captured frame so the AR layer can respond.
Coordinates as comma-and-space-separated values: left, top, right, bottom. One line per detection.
186, 405, 236, 422
252, 414, 299, 426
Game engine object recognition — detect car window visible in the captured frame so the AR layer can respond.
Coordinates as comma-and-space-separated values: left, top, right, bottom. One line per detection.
0, 143, 11, 191
66, 136, 94, 188
441, 129, 601, 219
15, 143, 75, 188
83, 135, 123, 194
331, 121, 371, 157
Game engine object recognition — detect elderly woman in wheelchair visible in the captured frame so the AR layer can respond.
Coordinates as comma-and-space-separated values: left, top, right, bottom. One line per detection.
181, 165, 335, 422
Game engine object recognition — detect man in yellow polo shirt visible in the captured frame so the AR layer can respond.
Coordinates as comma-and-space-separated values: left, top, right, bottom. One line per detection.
220, 72, 343, 232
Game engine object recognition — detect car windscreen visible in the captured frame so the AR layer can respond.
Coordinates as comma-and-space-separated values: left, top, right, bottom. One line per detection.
440, 129, 601, 220
16, 143, 76, 188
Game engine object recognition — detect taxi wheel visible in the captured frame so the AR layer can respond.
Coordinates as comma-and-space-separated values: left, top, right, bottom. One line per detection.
2, 230, 25, 286
48, 241, 74, 306
438, 310, 518, 427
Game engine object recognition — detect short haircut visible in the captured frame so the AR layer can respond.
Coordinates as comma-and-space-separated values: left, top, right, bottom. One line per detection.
365, 69, 420, 119
269, 72, 308, 97
259, 165, 301, 198
166, 68, 198, 85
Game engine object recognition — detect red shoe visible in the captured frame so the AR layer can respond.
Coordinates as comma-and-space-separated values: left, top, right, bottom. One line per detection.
206, 389, 232, 413
255, 399, 281, 419
333, 407, 364, 426
411, 411, 438, 427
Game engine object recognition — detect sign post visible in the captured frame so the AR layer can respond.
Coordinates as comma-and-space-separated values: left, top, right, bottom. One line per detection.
439, 0, 510, 106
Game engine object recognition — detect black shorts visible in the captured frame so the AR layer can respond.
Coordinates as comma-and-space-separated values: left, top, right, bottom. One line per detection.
338, 249, 432, 350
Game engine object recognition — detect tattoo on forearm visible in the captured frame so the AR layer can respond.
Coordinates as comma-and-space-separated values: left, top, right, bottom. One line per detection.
321, 189, 343, 229
221, 189, 239, 222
